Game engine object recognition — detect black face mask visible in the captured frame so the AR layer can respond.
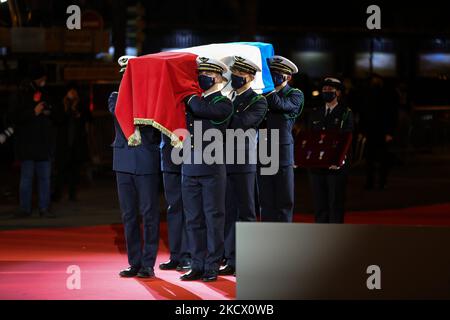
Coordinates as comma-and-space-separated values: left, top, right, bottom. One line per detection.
322, 91, 336, 103
231, 74, 247, 90
271, 72, 285, 86
198, 75, 215, 91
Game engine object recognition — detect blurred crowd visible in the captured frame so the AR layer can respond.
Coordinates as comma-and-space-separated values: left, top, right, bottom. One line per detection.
0, 64, 92, 217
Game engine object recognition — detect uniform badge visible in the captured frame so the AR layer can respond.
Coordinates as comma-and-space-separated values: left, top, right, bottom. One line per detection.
118, 56, 128, 65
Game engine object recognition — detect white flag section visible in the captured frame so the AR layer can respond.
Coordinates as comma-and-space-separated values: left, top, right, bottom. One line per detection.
172, 43, 266, 95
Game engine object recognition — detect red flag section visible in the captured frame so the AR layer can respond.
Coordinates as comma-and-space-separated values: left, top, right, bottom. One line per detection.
115, 51, 201, 146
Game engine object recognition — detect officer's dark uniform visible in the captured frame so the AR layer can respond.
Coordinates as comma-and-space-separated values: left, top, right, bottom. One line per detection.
181, 89, 233, 278
259, 84, 304, 222
223, 86, 268, 271
109, 92, 161, 273
160, 134, 190, 269
307, 87, 353, 224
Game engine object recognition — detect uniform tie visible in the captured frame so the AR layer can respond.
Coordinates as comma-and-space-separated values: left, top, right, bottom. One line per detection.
231, 91, 237, 102
325, 107, 331, 118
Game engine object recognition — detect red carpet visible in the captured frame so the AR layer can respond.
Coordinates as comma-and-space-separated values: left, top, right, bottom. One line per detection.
0, 223, 235, 300
1, 203, 450, 300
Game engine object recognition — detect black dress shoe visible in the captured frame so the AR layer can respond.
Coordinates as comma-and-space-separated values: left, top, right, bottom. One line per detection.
137, 266, 155, 278
202, 270, 218, 282
218, 264, 235, 276
159, 260, 179, 270
180, 269, 203, 281
176, 259, 192, 271
119, 266, 140, 278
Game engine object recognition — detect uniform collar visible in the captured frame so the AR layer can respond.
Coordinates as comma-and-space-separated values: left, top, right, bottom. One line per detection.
236, 87, 253, 97
202, 88, 221, 99
230, 87, 253, 102
324, 102, 342, 115
202, 90, 221, 99
326, 100, 339, 110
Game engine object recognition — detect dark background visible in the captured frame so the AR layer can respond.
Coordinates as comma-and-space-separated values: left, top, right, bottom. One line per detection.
0, 0, 449, 228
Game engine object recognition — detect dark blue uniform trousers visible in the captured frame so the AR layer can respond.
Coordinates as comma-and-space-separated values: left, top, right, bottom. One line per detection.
182, 171, 226, 272
224, 172, 257, 268
162, 172, 190, 263
258, 166, 295, 222
309, 171, 348, 224
116, 172, 160, 268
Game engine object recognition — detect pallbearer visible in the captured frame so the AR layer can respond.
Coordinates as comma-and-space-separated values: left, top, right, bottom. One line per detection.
259, 55, 304, 222
180, 57, 233, 282
220, 56, 268, 276
159, 134, 191, 272
110, 56, 161, 278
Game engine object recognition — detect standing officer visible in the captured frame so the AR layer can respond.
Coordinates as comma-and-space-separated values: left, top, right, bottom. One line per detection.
159, 134, 191, 271
109, 56, 161, 278
220, 56, 268, 276
259, 55, 304, 222
307, 77, 353, 224
180, 57, 233, 282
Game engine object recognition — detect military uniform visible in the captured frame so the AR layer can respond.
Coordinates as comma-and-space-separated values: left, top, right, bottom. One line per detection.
222, 56, 268, 274
111, 56, 161, 278
159, 134, 190, 270
109, 93, 161, 276
307, 77, 353, 224
180, 57, 233, 281
259, 55, 304, 222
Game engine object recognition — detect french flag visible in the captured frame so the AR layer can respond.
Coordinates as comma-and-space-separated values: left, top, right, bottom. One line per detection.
115, 42, 275, 146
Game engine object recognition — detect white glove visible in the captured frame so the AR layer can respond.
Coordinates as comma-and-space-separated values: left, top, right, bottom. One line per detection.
0, 133, 6, 144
